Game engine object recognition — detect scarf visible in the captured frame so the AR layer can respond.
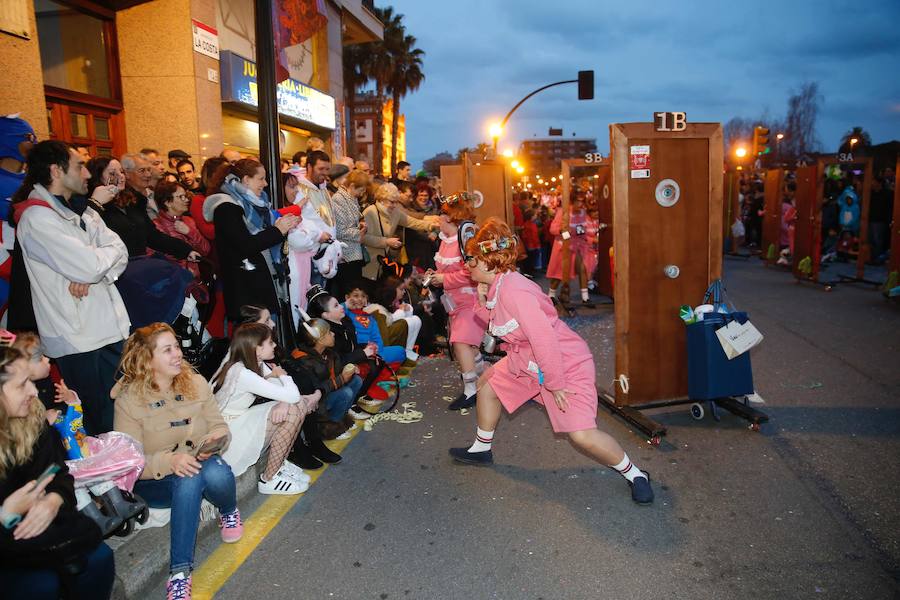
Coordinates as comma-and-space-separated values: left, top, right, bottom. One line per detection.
221, 174, 282, 272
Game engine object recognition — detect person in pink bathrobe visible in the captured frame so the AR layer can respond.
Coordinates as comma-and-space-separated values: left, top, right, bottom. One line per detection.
449, 217, 654, 505
425, 192, 488, 411
546, 192, 595, 304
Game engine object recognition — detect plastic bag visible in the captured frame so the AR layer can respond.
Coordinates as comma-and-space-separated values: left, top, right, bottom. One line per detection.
65, 431, 145, 492
731, 218, 745, 238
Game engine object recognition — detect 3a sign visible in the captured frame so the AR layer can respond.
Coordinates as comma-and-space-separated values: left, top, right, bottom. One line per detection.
654, 111, 687, 132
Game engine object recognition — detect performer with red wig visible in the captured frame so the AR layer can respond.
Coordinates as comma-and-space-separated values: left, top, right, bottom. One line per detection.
449, 218, 653, 505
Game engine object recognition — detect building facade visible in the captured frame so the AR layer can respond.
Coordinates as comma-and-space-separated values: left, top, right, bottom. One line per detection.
519, 136, 598, 179
0, 0, 382, 163
351, 91, 405, 177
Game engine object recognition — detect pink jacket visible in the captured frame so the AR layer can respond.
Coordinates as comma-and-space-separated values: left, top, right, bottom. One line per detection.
474, 271, 592, 390
153, 212, 211, 277
434, 231, 477, 311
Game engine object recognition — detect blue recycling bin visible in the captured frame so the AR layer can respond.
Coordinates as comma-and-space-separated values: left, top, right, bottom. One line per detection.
686, 313, 754, 400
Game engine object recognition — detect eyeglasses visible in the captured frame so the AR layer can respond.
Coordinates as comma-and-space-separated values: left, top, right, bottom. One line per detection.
173, 193, 188, 201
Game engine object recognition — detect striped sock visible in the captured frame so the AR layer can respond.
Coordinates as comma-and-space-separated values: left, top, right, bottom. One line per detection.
610, 453, 644, 483
468, 427, 494, 452
461, 371, 478, 398
474, 353, 485, 375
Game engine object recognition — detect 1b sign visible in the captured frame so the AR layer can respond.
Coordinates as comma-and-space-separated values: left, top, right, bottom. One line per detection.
654, 111, 687, 132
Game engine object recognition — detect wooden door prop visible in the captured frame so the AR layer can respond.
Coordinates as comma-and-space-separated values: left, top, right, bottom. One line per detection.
603, 120, 767, 444
761, 169, 785, 265
439, 154, 513, 225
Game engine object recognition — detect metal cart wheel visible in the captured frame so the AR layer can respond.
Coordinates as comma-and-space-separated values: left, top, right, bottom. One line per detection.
690, 403, 705, 420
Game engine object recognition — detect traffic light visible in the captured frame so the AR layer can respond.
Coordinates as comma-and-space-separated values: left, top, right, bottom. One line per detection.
752, 126, 770, 156
577, 70, 594, 100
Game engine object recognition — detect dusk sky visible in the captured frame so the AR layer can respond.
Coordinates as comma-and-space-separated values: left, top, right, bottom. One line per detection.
387, 0, 900, 169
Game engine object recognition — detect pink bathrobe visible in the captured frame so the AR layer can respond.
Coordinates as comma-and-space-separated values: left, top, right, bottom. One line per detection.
475, 271, 599, 432
545, 209, 594, 281
434, 231, 487, 346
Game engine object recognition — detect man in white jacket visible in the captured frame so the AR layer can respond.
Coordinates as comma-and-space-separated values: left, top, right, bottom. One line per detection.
12, 140, 130, 434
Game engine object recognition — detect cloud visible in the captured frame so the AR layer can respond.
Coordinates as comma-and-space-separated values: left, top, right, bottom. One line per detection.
388, 0, 900, 166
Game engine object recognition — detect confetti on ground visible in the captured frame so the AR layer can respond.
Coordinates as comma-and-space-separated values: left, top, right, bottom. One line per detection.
422, 432, 433, 439
459, 408, 470, 415
442, 396, 455, 402
363, 402, 424, 430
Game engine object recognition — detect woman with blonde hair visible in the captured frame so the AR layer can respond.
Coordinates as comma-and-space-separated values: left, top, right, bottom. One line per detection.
449, 218, 653, 506
113, 323, 239, 600
0, 345, 115, 599
361, 182, 439, 280
331, 169, 371, 296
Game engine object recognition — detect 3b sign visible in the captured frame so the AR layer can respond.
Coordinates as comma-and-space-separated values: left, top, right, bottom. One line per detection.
654, 112, 687, 132
584, 152, 604, 163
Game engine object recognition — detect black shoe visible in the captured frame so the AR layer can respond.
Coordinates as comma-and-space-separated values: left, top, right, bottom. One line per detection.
448, 393, 476, 411
309, 439, 342, 464
289, 444, 324, 470
449, 447, 493, 465
629, 471, 654, 505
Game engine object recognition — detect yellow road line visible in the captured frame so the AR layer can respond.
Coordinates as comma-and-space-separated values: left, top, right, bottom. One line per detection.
191, 425, 363, 600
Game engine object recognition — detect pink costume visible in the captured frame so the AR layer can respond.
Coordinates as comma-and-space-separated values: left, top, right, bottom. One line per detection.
434, 231, 487, 346
545, 209, 594, 281
475, 271, 598, 432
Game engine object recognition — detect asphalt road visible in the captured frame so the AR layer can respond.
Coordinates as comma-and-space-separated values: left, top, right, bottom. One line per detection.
185, 258, 900, 600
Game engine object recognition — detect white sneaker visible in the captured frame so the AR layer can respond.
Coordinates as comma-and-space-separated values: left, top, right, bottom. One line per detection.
347, 407, 371, 420
258, 473, 308, 495
336, 430, 353, 440
278, 460, 311, 483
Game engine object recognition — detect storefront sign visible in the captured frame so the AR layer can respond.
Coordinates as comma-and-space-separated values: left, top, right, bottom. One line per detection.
219, 51, 336, 131
191, 19, 219, 60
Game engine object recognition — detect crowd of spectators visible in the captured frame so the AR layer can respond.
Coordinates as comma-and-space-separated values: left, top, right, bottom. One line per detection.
0, 117, 462, 599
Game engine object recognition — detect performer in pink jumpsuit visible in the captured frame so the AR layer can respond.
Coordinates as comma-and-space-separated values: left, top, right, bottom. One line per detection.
427, 192, 488, 410
546, 192, 595, 304
449, 217, 653, 505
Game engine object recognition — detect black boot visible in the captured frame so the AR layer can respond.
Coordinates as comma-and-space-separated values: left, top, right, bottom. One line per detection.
309, 439, 342, 464
289, 440, 324, 470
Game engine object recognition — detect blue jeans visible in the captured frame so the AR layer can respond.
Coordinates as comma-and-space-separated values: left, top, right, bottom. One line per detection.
134, 455, 236, 573
325, 375, 363, 421
0, 542, 115, 600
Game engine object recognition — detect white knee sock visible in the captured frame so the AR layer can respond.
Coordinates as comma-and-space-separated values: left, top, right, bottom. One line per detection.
468, 427, 494, 452
461, 370, 477, 397
610, 453, 645, 483
474, 352, 485, 375
581, 288, 589, 302
548, 287, 557, 298
403, 316, 421, 352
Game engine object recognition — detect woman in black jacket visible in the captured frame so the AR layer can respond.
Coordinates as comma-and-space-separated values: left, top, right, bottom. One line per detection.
0, 346, 115, 599
87, 157, 195, 260
202, 159, 300, 324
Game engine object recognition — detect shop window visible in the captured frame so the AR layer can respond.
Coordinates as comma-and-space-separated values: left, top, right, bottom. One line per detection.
35, 0, 114, 98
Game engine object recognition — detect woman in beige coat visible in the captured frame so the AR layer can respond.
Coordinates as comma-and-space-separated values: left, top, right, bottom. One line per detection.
113, 322, 241, 599
361, 183, 439, 280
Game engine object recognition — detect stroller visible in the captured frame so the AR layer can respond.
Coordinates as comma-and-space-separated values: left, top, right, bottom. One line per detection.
55, 404, 149, 538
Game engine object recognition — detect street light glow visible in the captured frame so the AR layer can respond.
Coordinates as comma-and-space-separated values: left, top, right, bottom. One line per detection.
735, 147, 748, 158
551, 176, 557, 182
515, 165, 525, 174
776, 133, 784, 140
511, 160, 520, 169
850, 137, 859, 146
489, 122, 503, 138
502, 149, 513, 158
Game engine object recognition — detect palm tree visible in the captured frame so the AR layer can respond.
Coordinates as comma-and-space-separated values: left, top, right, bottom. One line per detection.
367, 6, 405, 176
342, 43, 371, 159
838, 126, 872, 154
387, 34, 425, 175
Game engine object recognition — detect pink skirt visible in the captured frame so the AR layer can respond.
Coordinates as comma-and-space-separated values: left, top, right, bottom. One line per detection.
448, 306, 488, 346
486, 356, 598, 433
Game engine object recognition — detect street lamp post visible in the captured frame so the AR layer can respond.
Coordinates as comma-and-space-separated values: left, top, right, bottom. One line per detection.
775, 133, 784, 164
